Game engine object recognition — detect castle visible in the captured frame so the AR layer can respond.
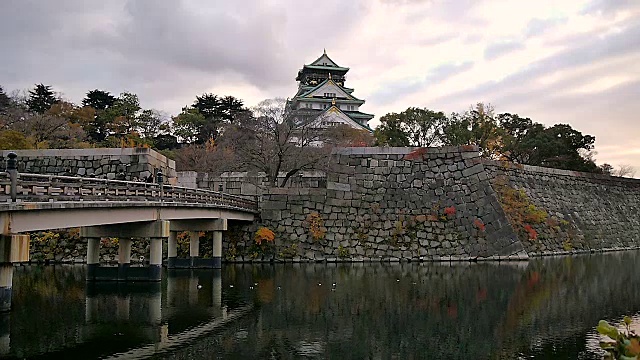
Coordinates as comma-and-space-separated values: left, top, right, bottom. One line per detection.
288, 50, 374, 131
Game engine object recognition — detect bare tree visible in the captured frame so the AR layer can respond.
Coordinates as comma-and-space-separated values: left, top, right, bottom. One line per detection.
219, 98, 333, 187
614, 164, 637, 178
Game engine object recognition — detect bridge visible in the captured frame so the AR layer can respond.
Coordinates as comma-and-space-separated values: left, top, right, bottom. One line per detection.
0, 153, 258, 311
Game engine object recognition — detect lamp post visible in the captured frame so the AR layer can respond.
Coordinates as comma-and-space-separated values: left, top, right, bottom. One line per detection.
156, 170, 164, 201
6, 152, 17, 202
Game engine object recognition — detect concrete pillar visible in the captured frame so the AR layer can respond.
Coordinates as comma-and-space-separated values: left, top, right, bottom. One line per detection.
189, 232, 200, 258
212, 231, 222, 269
167, 232, 177, 268
86, 237, 100, 281
0, 266, 12, 312
118, 238, 132, 281
149, 238, 163, 281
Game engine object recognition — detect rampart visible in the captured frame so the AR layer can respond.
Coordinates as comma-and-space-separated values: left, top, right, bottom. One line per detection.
224, 146, 640, 262
1, 148, 177, 182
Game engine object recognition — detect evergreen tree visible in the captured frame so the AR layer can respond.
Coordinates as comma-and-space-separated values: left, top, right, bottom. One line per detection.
81, 89, 117, 143
26, 84, 58, 114
82, 89, 116, 111
0, 85, 12, 113
189, 93, 248, 143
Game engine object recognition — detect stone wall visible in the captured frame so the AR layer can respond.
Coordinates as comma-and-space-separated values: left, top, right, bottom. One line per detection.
224, 146, 527, 262
1, 148, 177, 182
178, 171, 326, 195
27, 230, 214, 264
483, 160, 640, 256
224, 146, 640, 262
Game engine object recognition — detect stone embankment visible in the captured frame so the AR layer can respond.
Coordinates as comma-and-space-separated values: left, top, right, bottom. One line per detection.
1, 148, 176, 182
223, 146, 640, 262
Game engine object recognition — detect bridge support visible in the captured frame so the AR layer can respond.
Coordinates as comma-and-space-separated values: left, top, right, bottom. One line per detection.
167, 232, 177, 268
0, 234, 29, 312
167, 219, 226, 269
212, 230, 222, 269
81, 221, 169, 282
118, 239, 132, 280
189, 232, 200, 258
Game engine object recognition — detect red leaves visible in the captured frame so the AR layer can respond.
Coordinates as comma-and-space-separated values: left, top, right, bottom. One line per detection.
444, 206, 456, 216
523, 224, 538, 240
473, 218, 486, 232
404, 147, 428, 160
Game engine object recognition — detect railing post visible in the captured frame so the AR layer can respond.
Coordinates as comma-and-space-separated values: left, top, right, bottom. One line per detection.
6, 152, 18, 202
156, 170, 163, 201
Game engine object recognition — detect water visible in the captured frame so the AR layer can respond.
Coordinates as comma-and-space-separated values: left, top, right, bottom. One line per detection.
3, 251, 640, 359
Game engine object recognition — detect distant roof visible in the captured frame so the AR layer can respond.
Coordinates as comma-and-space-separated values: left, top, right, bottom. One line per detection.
297, 78, 363, 102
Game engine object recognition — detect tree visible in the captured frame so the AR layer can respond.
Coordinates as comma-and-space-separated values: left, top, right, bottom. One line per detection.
182, 93, 249, 144
0, 86, 11, 114
0, 130, 34, 150
599, 163, 614, 175
374, 107, 447, 147
106, 92, 141, 137
26, 84, 59, 114
374, 112, 410, 146
137, 109, 164, 139
220, 98, 332, 187
81, 89, 117, 143
442, 103, 504, 158
327, 124, 375, 147
82, 89, 116, 111
173, 107, 206, 144
614, 164, 636, 178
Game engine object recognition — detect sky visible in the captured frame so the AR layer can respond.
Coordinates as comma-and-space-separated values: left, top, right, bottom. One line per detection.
0, 0, 639, 170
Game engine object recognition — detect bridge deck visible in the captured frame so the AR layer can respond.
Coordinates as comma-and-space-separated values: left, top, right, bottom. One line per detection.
0, 172, 258, 234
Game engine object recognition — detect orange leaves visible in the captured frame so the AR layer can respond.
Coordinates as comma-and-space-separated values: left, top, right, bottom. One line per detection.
473, 218, 486, 232
254, 227, 275, 245
305, 212, 326, 241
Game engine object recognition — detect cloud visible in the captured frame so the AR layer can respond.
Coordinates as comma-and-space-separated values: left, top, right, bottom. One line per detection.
483, 41, 525, 60
436, 19, 640, 106
369, 62, 473, 105
525, 17, 569, 37
0, 0, 365, 111
581, 0, 640, 15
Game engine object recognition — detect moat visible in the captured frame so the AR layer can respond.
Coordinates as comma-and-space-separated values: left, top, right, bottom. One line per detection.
3, 251, 640, 359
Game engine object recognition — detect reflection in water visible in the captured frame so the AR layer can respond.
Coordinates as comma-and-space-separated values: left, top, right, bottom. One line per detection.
4, 251, 640, 359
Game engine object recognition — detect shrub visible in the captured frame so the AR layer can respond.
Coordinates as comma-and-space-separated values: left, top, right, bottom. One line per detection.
254, 227, 275, 245
305, 212, 326, 241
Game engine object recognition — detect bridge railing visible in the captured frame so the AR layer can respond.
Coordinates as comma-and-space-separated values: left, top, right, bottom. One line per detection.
0, 171, 258, 212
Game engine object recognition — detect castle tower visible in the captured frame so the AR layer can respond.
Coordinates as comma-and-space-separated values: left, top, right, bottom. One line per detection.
288, 50, 374, 131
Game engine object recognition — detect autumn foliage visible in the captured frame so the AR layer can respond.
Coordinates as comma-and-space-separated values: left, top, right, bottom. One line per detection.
305, 212, 326, 241
444, 206, 456, 216
473, 218, 486, 232
254, 227, 275, 245
404, 147, 428, 161
523, 224, 538, 240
